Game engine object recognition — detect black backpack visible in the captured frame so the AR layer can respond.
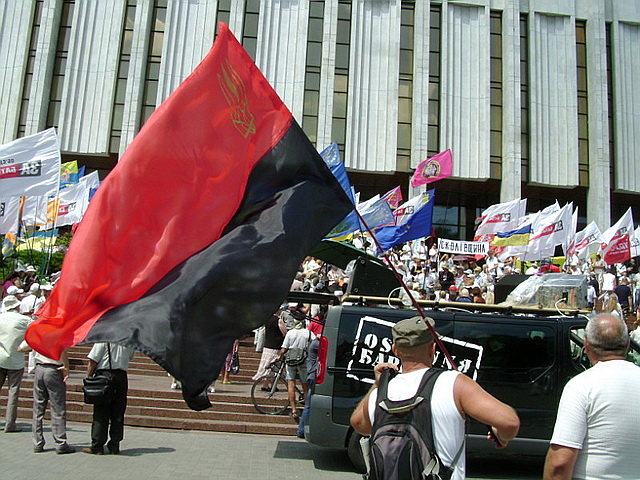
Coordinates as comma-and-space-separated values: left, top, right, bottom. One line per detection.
365, 368, 461, 480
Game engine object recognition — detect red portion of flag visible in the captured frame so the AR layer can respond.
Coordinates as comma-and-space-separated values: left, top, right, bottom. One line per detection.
26, 24, 292, 359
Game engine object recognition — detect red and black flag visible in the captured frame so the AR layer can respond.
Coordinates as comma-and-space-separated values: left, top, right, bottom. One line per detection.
25, 24, 352, 410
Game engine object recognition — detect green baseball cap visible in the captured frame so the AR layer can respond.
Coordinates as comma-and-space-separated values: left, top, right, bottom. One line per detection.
392, 316, 435, 347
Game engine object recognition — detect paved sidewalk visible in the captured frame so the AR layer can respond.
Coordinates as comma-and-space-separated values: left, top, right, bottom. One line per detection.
0, 421, 357, 480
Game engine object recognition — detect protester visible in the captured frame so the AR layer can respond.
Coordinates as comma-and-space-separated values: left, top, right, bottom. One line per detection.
0, 295, 30, 433
544, 313, 640, 479
280, 318, 314, 419
83, 342, 135, 455
252, 311, 287, 389
350, 316, 520, 479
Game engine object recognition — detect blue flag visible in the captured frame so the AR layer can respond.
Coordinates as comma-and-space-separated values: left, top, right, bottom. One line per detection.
375, 190, 435, 252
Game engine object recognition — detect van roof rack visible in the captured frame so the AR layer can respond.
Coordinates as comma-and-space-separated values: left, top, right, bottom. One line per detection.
342, 295, 591, 317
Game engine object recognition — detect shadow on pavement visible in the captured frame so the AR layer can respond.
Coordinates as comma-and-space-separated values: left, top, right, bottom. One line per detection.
273, 440, 355, 473
119, 446, 176, 456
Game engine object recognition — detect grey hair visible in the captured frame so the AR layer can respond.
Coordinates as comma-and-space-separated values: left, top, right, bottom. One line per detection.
585, 313, 629, 356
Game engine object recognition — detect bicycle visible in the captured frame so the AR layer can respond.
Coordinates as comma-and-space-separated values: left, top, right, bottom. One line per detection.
251, 359, 304, 415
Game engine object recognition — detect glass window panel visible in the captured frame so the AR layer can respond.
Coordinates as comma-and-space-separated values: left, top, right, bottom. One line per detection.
428, 82, 439, 101
336, 44, 350, 70
310, 2, 324, 18
125, 5, 136, 28
115, 78, 127, 104
147, 60, 160, 79
397, 123, 411, 149
400, 49, 413, 75
60, 27, 71, 51
490, 161, 502, 179
577, 67, 587, 91
112, 103, 124, 129
306, 71, 320, 90
429, 27, 440, 52
141, 105, 155, 124
54, 57, 66, 75
337, 20, 350, 44
302, 116, 318, 143
428, 125, 439, 148
490, 35, 502, 57
143, 79, 158, 105
433, 205, 459, 225
151, 31, 164, 56
244, 12, 259, 35
398, 79, 412, 98
243, 37, 257, 59
428, 99, 439, 124
490, 57, 502, 81
578, 96, 588, 112
579, 138, 589, 162
246, 0, 260, 13
491, 105, 502, 130
578, 114, 588, 135
429, 54, 439, 77
334, 74, 347, 92
119, 59, 129, 78
51, 75, 64, 100
333, 92, 347, 117
122, 30, 133, 56
400, 24, 413, 50
490, 131, 502, 156
217, 11, 230, 27
309, 17, 323, 42
576, 43, 586, 63
398, 97, 412, 123
304, 90, 319, 115
109, 134, 121, 154
401, 7, 414, 25
332, 117, 346, 144
338, 2, 350, 20
46, 101, 60, 127
576, 25, 586, 43
490, 87, 502, 105
307, 42, 321, 66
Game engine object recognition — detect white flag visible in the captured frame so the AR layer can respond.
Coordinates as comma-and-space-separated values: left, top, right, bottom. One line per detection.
55, 181, 91, 227
601, 207, 634, 264
563, 207, 578, 256
475, 198, 527, 241
568, 221, 603, 259
0, 197, 21, 234
631, 226, 640, 259
523, 203, 572, 261
0, 128, 61, 198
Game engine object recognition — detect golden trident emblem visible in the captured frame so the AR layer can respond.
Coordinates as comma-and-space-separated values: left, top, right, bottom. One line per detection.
217, 59, 257, 138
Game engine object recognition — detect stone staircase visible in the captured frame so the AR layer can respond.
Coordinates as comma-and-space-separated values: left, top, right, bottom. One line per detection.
1, 338, 299, 436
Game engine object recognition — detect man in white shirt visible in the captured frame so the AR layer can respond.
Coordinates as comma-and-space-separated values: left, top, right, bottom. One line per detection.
83, 342, 135, 455
0, 296, 30, 433
350, 316, 520, 479
544, 313, 640, 479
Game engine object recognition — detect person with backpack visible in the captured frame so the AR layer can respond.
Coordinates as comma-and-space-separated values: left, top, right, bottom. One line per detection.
280, 317, 314, 419
350, 316, 520, 479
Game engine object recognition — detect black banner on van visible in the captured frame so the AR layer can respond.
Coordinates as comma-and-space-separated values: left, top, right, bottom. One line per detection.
346, 315, 483, 383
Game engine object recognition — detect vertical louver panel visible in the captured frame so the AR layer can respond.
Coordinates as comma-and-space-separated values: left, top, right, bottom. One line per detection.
157, 0, 218, 104
345, 0, 401, 172
612, 21, 640, 193
528, 13, 579, 186
0, 0, 35, 142
58, 0, 126, 153
440, 3, 491, 180
255, 0, 309, 122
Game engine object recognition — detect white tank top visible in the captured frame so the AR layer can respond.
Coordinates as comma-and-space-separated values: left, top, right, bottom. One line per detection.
368, 368, 465, 479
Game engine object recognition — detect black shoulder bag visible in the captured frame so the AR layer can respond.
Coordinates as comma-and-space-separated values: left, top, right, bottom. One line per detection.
83, 344, 115, 405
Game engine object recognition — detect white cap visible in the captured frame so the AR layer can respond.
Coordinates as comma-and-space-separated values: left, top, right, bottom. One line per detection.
6, 286, 24, 295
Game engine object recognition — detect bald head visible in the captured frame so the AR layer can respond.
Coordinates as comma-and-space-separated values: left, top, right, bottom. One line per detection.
585, 313, 629, 359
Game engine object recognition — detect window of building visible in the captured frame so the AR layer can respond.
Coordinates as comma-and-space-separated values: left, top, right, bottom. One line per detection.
397, 1, 414, 173
302, 1, 325, 144
576, 20, 588, 187
17, 0, 45, 138
332, 0, 351, 156
490, 10, 502, 179
605, 22, 614, 188
520, 13, 529, 183
242, 0, 260, 60
109, 1, 137, 154
45, 0, 75, 130
427, 4, 441, 157
216, 0, 231, 28
139, 0, 167, 127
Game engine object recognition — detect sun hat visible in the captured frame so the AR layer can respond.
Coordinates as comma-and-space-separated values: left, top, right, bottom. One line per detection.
392, 316, 436, 347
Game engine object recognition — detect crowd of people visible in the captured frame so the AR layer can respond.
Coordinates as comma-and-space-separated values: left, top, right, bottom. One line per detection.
0, 266, 135, 455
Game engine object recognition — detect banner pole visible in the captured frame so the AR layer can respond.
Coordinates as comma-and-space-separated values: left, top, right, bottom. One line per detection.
352, 208, 458, 371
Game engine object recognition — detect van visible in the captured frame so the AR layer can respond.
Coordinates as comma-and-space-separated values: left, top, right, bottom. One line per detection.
304, 297, 640, 471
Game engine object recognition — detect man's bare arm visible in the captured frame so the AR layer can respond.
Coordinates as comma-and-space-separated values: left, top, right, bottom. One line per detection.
543, 444, 579, 480
454, 374, 520, 448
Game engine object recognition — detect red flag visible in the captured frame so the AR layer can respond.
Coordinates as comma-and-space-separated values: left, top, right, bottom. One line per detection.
26, 24, 352, 410
601, 208, 634, 265
411, 149, 453, 187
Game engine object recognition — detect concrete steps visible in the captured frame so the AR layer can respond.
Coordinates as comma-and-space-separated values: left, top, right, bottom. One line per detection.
1, 338, 299, 436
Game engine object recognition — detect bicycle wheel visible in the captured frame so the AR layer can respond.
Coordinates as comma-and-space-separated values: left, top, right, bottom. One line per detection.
251, 374, 289, 415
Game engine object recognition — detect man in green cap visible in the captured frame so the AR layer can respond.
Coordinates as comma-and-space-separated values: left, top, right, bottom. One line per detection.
350, 316, 520, 479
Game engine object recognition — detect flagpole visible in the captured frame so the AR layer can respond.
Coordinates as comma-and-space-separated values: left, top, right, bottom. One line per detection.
353, 208, 458, 371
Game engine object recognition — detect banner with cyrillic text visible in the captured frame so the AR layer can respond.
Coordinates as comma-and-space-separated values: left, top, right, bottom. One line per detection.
0, 128, 61, 198
438, 238, 489, 256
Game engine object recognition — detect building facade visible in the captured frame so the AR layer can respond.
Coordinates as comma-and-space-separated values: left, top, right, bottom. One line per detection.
1, 0, 639, 240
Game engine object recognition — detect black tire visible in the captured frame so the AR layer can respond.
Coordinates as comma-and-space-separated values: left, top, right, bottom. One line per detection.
251, 374, 289, 415
347, 430, 368, 474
